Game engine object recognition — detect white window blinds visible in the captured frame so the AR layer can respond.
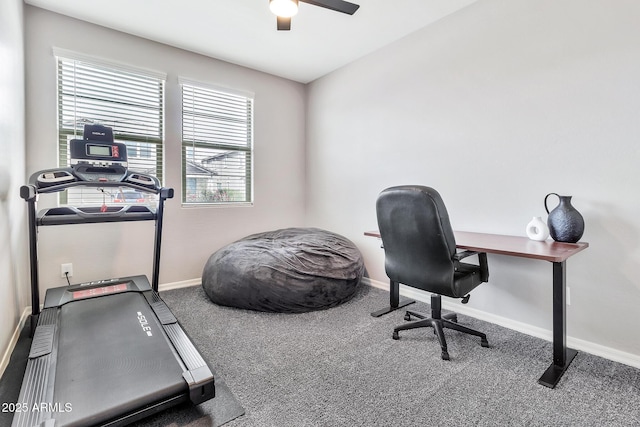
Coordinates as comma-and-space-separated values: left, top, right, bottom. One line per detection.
181, 81, 254, 204
56, 52, 165, 205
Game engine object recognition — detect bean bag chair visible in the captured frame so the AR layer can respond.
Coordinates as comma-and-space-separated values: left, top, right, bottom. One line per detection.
202, 227, 364, 313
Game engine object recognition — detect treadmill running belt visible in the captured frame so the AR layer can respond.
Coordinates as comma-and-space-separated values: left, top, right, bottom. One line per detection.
53, 292, 186, 426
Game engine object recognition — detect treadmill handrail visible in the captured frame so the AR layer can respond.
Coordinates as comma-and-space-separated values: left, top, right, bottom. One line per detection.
21, 167, 174, 334
29, 179, 161, 195
36, 205, 158, 226
25, 167, 162, 195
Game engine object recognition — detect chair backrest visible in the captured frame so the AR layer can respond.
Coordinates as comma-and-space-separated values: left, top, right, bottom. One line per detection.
376, 185, 457, 295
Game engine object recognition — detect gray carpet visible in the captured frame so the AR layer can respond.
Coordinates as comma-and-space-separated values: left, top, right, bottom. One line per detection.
3, 284, 640, 426
157, 284, 640, 427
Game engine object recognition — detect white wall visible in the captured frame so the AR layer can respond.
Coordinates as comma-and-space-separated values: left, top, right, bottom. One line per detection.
0, 0, 29, 368
25, 6, 307, 297
306, 0, 640, 359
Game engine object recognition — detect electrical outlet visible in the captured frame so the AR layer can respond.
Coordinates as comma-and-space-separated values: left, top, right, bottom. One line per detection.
61, 263, 73, 278
566, 287, 571, 306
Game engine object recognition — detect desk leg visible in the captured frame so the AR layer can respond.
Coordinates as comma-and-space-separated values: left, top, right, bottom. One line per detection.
538, 261, 578, 388
371, 280, 415, 317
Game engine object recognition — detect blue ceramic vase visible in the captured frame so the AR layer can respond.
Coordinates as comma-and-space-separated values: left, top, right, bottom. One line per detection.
544, 193, 584, 243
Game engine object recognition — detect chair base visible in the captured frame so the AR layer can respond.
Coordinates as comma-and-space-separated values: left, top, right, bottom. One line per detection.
392, 294, 488, 360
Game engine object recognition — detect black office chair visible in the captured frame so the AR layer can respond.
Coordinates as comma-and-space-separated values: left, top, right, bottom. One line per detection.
376, 185, 490, 360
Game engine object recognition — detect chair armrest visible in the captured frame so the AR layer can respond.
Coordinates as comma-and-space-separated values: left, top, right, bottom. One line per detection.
454, 251, 489, 283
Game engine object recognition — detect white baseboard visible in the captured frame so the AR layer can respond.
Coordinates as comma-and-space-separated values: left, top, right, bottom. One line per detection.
158, 278, 201, 291
363, 277, 640, 370
0, 307, 31, 380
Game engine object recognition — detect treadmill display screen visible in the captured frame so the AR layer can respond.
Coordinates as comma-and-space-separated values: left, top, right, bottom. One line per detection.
87, 144, 118, 157
72, 283, 128, 300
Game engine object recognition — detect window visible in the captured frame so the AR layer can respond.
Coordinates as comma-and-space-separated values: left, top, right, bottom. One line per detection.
56, 49, 165, 205
181, 79, 254, 205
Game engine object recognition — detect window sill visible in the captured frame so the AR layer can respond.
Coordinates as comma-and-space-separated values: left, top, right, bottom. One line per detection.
180, 202, 254, 209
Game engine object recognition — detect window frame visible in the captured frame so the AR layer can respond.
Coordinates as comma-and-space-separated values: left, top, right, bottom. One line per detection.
54, 48, 166, 206
180, 78, 254, 207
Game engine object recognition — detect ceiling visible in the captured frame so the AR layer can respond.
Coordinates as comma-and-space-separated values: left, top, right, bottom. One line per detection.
25, 0, 476, 83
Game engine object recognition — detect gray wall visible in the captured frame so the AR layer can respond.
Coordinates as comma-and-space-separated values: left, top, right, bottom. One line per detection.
24, 7, 307, 300
306, 0, 640, 361
0, 0, 29, 368
6, 0, 640, 370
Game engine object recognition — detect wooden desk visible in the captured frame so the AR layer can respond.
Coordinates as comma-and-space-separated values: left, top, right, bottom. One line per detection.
364, 230, 589, 389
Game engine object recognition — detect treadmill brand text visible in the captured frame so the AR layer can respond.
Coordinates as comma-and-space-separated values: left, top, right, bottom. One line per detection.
137, 311, 153, 336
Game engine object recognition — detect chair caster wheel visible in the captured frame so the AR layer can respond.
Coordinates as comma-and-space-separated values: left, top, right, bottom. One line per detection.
404, 313, 411, 321
481, 338, 489, 348
441, 351, 450, 360
392, 331, 399, 340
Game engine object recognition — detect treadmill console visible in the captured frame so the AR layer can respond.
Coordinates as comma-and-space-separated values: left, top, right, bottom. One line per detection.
59, 123, 127, 182
28, 124, 160, 192
70, 139, 128, 183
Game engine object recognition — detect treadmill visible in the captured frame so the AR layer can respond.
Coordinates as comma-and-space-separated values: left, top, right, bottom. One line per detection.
13, 125, 215, 427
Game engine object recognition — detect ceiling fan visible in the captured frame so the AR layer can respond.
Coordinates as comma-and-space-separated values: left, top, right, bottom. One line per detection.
269, 0, 360, 31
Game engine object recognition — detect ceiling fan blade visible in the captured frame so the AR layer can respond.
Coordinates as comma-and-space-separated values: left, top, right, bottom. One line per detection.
300, 0, 360, 15
277, 16, 291, 31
